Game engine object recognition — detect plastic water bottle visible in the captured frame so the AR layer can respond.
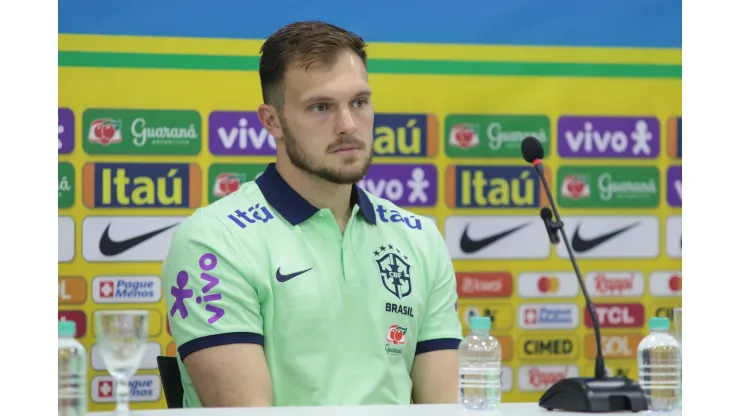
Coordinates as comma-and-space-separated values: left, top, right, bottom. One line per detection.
59, 320, 87, 416
637, 317, 681, 412
458, 316, 502, 410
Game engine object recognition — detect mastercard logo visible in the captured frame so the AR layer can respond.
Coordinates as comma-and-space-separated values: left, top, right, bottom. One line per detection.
537, 276, 560, 293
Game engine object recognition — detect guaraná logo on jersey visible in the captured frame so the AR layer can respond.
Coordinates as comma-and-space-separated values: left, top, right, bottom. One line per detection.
83, 109, 201, 155
372, 113, 438, 157
357, 164, 437, 207
82, 162, 201, 209
444, 114, 551, 158
445, 165, 550, 209
557, 166, 660, 208
385, 324, 407, 356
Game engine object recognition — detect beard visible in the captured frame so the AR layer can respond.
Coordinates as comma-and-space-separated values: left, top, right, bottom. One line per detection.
280, 116, 372, 185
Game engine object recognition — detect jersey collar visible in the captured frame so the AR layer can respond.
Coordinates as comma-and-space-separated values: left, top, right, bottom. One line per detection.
256, 163, 377, 226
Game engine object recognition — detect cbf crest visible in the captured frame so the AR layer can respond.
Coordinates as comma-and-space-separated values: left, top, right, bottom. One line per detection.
374, 244, 412, 300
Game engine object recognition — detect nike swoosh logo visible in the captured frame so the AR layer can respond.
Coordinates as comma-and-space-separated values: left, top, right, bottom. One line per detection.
99, 222, 179, 257
459, 222, 531, 254
276, 267, 312, 283
571, 222, 640, 253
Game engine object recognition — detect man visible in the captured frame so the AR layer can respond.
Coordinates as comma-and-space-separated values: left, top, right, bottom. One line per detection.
163, 21, 462, 408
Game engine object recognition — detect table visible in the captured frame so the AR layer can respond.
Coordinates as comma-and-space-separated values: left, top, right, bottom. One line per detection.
90, 403, 682, 415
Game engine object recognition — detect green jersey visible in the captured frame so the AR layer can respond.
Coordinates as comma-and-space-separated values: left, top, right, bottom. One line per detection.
163, 163, 462, 407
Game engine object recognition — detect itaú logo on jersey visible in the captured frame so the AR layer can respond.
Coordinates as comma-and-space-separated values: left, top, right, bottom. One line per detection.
518, 304, 579, 329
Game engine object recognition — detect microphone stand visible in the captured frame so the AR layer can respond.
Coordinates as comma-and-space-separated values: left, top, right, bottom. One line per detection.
530, 158, 649, 413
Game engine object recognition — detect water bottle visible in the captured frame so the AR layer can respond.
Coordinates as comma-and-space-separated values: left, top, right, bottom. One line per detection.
458, 316, 502, 410
637, 317, 681, 411
59, 320, 87, 416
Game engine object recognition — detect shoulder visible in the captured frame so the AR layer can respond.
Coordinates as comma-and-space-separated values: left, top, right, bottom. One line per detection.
363, 190, 438, 235
171, 181, 273, 247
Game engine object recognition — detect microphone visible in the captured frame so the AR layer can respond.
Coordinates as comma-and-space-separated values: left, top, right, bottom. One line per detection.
520, 137, 649, 413
539, 207, 560, 244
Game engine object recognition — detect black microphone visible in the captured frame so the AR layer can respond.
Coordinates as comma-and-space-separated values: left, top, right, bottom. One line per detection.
539, 207, 560, 244
520, 137, 649, 413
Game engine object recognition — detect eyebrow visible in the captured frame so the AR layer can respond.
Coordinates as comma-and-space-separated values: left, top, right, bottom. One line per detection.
303, 90, 373, 104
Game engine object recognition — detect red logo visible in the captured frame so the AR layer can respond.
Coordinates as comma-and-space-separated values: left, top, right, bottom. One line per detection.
523, 307, 538, 325
449, 124, 479, 149
668, 274, 681, 292
88, 118, 122, 145
456, 272, 512, 297
386, 325, 407, 345
585, 303, 645, 328
98, 280, 115, 298
98, 380, 114, 398
537, 276, 560, 294
561, 175, 590, 199
529, 367, 568, 389
213, 173, 246, 198
594, 273, 634, 296
58, 310, 87, 337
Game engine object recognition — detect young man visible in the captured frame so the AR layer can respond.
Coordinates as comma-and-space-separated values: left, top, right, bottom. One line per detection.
163, 21, 462, 408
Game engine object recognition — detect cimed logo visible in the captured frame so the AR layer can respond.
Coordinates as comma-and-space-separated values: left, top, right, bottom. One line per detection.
374, 243, 412, 300
170, 253, 225, 325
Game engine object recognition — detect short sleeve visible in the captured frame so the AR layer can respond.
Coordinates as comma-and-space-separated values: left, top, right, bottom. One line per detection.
415, 225, 463, 355
163, 210, 264, 361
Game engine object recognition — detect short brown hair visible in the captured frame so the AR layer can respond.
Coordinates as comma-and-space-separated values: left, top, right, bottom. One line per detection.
259, 21, 368, 108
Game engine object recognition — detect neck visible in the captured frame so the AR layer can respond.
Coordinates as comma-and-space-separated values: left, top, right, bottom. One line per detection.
275, 158, 354, 231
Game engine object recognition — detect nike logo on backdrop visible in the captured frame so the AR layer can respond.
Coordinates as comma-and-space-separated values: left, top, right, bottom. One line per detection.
571, 222, 640, 253
459, 222, 531, 254
99, 223, 179, 256
276, 267, 312, 283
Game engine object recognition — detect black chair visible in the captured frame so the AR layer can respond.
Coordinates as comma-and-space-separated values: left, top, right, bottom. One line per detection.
156, 356, 184, 409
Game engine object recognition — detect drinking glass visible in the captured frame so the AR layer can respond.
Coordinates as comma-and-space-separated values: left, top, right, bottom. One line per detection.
95, 310, 149, 415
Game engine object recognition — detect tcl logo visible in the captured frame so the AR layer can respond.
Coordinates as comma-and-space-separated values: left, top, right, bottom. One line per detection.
585, 334, 642, 359
585, 272, 644, 297
456, 272, 512, 297
585, 303, 645, 328
518, 365, 579, 392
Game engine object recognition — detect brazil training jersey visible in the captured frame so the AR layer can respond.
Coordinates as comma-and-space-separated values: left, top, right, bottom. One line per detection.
163, 163, 462, 407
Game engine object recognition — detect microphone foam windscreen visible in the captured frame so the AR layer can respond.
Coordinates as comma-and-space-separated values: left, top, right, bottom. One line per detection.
521, 136, 545, 163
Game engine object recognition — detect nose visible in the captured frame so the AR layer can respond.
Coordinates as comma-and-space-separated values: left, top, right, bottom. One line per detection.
334, 106, 358, 137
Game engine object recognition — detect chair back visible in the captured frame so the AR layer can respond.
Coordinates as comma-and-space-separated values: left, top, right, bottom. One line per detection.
156, 356, 184, 409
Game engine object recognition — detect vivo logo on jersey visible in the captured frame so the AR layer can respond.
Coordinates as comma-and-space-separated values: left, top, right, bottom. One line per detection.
585, 272, 645, 297
518, 304, 579, 330
518, 365, 579, 392
556, 215, 659, 259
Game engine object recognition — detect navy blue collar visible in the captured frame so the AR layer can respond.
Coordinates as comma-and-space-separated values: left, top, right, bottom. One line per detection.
256, 163, 376, 226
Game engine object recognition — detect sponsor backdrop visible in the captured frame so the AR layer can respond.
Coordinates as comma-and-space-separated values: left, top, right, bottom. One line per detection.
58, 1, 681, 411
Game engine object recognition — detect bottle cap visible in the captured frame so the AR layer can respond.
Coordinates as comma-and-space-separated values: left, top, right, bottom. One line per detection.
470, 316, 491, 331
58, 320, 76, 337
648, 317, 670, 331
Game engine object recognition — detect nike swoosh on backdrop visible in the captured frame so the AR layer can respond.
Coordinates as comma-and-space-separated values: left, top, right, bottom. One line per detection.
459, 222, 532, 254
99, 222, 179, 256
571, 222, 640, 253
276, 267, 312, 283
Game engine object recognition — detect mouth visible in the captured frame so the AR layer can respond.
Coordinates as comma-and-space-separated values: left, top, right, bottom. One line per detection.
329, 144, 363, 154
